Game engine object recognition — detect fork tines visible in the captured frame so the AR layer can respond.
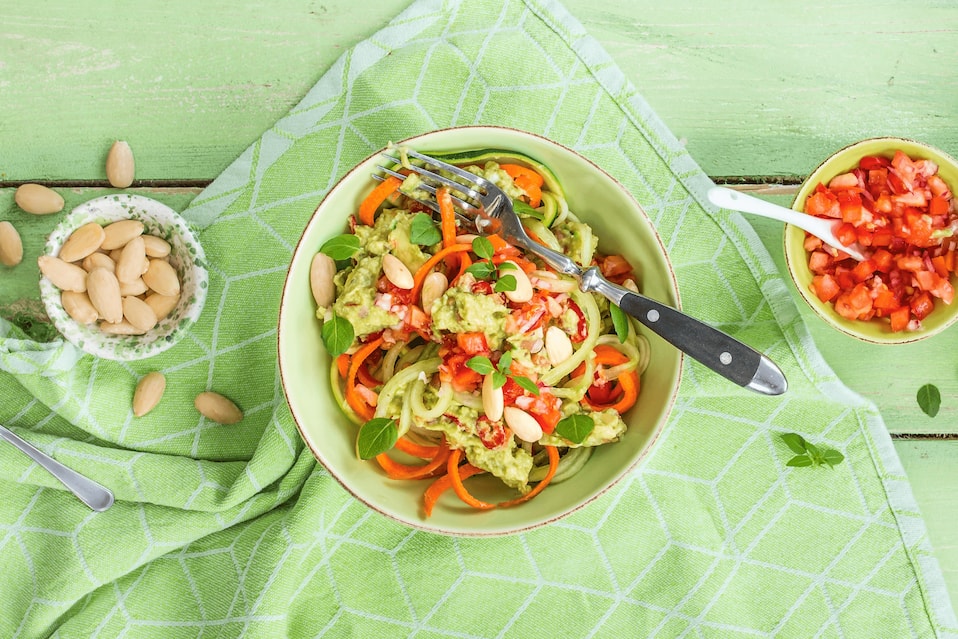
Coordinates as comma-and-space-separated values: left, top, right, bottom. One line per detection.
374, 150, 482, 218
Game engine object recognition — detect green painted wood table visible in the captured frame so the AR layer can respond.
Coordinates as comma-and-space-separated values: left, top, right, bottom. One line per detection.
2, 0, 956, 623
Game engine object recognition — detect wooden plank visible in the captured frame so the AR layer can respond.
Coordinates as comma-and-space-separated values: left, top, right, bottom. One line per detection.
2, 1, 957, 182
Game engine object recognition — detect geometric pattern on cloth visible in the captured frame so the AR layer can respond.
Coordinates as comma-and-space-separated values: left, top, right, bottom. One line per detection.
1, 1, 955, 637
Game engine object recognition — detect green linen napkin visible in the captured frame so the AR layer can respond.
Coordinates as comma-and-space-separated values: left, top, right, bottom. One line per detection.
1, 1, 956, 637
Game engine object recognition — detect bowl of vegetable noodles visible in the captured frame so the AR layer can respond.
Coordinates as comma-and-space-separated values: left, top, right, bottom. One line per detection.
278, 126, 682, 535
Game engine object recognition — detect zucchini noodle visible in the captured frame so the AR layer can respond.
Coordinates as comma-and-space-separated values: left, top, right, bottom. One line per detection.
540, 287, 601, 386
321, 153, 651, 516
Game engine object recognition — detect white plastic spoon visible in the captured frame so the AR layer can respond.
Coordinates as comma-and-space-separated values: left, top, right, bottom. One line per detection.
0, 424, 114, 511
707, 186, 866, 261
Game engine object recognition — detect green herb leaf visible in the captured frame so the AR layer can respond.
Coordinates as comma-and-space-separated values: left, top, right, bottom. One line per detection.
786, 455, 814, 468
321, 314, 354, 357
804, 441, 822, 463
497, 351, 513, 373
513, 375, 540, 395
472, 236, 494, 260
917, 383, 941, 418
780, 433, 808, 455
410, 213, 441, 246
356, 417, 398, 459
513, 200, 542, 219
466, 356, 495, 375
320, 234, 361, 260
494, 274, 517, 293
465, 262, 497, 280
497, 261, 518, 271
822, 449, 845, 468
492, 371, 508, 389
610, 303, 630, 343
555, 414, 595, 444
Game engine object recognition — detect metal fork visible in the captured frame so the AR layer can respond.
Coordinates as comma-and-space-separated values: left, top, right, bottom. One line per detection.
375, 149, 787, 396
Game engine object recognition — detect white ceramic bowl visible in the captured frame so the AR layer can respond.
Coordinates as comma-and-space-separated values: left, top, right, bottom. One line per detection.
40, 194, 208, 360
278, 126, 682, 535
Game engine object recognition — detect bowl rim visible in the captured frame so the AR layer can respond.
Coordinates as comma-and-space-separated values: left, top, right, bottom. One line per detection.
39, 193, 209, 360
278, 124, 683, 535
783, 136, 958, 345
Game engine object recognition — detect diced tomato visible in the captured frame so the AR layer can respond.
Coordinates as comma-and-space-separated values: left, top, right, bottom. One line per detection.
851, 258, 876, 283
439, 352, 481, 392
930, 195, 951, 216
828, 172, 859, 190
808, 251, 832, 274
806, 190, 841, 218
910, 291, 935, 320
598, 254, 634, 283
504, 293, 549, 334
456, 331, 489, 356
475, 416, 509, 450
872, 287, 899, 312
836, 222, 858, 247
811, 274, 840, 302
859, 155, 891, 170
889, 306, 911, 332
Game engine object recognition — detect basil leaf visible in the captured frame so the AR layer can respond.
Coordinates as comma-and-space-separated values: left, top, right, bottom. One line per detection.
917, 383, 941, 418
320, 234, 361, 260
472, 236, 494, 260
466, 356, 495, 375
410, 213, 441, 246
492, 371, 507, 389
822, 449, 845, 468
497, 261, 518, 271
356, 417, 398, 459
555, 414, 595, 445
610, 303, 629, 343
466, 262, 497, 280
494, 274, 517, 293
321, 314, 354, 357
513, 375, 540, 395
513, 200, 542, 219
497, 350, 513, 373
786, 455, 814, 468
780, 433, 808, 455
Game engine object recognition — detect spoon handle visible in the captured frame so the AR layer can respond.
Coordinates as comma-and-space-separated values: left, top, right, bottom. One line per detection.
0, 424, 114, 511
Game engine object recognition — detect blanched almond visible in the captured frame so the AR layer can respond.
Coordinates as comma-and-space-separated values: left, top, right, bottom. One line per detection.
141, 234, 171, 258
38, 255, 87, 292
309, 253, 336, 308
82, 252, 115, 273
503, 406, 543, 443
122, 295, 158, 331
15, 184, 64, 215
86, 267, 123, 323
482, 373, 504, 422
119, 277, 148, 296
59, 222, 106, 263
420, 271, 448, 314
545, 326, 574, 366
61, 290, 99, 324
144, 292, 179, 320
101, 219, 144, 250
115, 236, 146, 283
133, 372, 166, 417
105, 140, 135, 188
142, 259, 180, 296
0, 221, 23, 267
501, 261, 533, 303
194, 391, 243, 424
381, 253, 414, 289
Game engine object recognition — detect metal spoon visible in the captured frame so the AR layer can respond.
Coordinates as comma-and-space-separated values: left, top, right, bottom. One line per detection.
0, 424, 114, 511
707, 186, 866, 261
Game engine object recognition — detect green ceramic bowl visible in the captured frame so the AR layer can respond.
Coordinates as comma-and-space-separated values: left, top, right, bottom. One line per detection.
278, 126, 682, 535
784, 137, 958, 344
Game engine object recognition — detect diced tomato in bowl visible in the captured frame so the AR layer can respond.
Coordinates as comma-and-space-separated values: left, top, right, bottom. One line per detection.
784, 138, 958, 344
